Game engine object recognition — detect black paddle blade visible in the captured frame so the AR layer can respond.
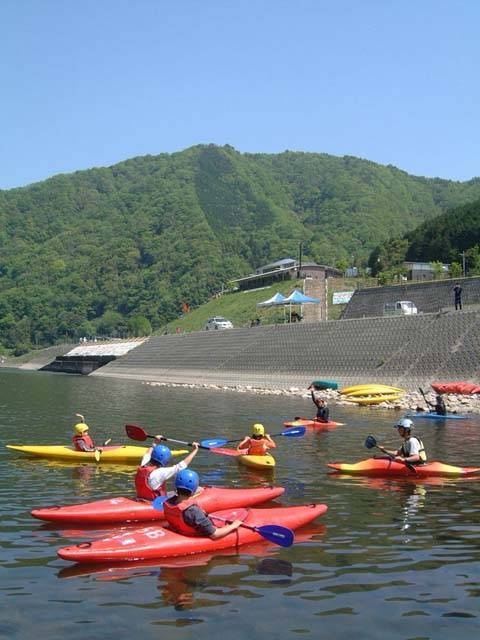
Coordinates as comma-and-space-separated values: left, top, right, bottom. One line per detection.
365, 435, 377, 449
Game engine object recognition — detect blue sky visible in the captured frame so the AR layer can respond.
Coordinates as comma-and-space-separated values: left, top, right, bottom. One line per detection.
1, 0, 479, 189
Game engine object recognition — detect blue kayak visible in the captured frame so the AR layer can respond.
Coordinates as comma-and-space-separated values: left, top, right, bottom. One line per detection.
406, 412, 470, 420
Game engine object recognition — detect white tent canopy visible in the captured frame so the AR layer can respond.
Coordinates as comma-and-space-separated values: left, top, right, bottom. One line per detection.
256, 292, 287, 307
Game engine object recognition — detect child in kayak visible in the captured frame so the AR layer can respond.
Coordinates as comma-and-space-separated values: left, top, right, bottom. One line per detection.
381, 418, 427, 465
163, 469, 243, 539
135, 437, 199, 500
307, 385, 331, 423
237, 423, 276, 455
72, 414, 96, 452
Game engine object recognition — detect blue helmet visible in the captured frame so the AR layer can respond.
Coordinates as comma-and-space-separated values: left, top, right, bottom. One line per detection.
150, 444, 171, 466
175, 469, 199, 494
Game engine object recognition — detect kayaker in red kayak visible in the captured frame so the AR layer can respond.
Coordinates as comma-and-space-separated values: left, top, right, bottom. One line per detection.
72, 414, 96, 452
307, 385, 330, 423
135, 438, 200, 500
163, 469, 243, 539
379, 418, 427, 465
237, 423, 276, 455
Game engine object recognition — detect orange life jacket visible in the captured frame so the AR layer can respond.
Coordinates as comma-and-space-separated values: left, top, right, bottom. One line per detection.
163, 498, 201, 536
245, 437, 273, 456
72, 434, 95, 451
134, 465, 167, 500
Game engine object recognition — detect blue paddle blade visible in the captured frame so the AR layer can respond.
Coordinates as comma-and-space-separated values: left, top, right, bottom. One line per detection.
365, 435, 377, 449
200, 437, 228, 448
281, 426, 306, 437
152, 496, 168, 511
256, 525, 295, 547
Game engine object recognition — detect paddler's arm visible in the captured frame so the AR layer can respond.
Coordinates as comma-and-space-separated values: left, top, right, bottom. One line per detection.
237, 437, 250, 451
209, 519, 243, 539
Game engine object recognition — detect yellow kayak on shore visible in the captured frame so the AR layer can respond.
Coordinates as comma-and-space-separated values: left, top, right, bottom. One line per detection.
6, 444, 189, 464
340, 384, 404, 395
237, 453, 276, 470
343, 393, 403, 405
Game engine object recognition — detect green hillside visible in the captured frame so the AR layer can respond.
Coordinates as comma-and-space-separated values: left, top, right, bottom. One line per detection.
1, 143, 480, 353
368, 198, 480, 276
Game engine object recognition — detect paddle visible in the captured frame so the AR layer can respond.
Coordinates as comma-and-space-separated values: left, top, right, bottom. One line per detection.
211, 516, 294, 547
94, 438, 113, 462
200, 425, 306, 449
150, 499, 294, 546
365, 435, 417, 473
125, 424, 232, 453
418, 387, 433, 410
152, 496, 169, 510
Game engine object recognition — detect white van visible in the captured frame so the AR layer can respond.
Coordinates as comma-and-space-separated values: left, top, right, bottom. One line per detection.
383, 301, 418, 316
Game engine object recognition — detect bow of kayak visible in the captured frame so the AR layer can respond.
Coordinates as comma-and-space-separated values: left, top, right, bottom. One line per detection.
284, 418, 344, 430
237, 454, 276, 469
57, 503, 328, 564
31, 485, 285, 524
327, 458, 480, 477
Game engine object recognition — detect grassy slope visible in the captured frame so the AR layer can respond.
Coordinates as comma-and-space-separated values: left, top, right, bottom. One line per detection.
159, 277, 372, 333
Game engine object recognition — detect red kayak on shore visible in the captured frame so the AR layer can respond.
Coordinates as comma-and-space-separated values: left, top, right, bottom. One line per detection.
431, 381, 480, 394
327, 458, 480, 477
57, 503, 328, 564
284, 418, 343, 430
31, 486, 285, 524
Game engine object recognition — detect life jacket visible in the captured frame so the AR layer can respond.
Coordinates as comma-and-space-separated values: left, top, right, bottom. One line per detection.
134, 465, 167, 500
245, 436, 274, 456
400, 436, 427, 463
72, 434, 95, 451
163, 497, 201, 536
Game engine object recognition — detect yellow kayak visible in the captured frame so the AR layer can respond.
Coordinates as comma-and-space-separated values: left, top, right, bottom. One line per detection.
6, 444, 189, 464
340, 384, 404, 395
343, 393, 403, 405
237, 453, 276, 469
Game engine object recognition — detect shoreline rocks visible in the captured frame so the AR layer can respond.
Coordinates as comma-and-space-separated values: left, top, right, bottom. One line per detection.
143, 381, 480, 416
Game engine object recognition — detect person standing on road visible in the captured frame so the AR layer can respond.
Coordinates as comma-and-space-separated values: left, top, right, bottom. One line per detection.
453, 283, 463, 310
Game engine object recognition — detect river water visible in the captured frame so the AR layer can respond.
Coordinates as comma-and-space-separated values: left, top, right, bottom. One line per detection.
1, 369, 479, 640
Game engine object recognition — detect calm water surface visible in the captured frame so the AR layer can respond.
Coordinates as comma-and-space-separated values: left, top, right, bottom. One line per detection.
1, 369, 479, 639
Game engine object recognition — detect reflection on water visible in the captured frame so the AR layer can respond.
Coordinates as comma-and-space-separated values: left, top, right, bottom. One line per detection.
1, 370, 479, 639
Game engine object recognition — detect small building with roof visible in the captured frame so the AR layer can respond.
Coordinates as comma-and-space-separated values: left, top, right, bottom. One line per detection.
231, 258, 341, 292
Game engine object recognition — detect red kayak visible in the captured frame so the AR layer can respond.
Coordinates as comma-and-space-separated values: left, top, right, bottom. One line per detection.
31, 486, 285, 524
57, 504, 328, 563
284, 418, 343, 430
431, 381, 480, 394
327, 458, 480, 477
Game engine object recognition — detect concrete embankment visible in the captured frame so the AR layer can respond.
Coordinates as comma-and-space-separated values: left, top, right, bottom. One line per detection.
87, 309, 480, 414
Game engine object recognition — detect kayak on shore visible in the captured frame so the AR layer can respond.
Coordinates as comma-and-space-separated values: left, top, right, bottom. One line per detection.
31, 485, 285, 524
57, 503, 328, 564
327, 458, 480, 477
6, 444, 188, 464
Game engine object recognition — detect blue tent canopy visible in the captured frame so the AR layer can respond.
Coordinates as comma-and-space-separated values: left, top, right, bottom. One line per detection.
282, 289, 319, 304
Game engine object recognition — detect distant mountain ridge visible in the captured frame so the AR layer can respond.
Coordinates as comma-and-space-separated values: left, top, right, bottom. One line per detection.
1, 143, 480, 351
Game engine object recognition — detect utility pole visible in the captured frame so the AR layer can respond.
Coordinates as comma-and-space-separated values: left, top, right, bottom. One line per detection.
297, 242, 303, 279
461, 251, 466, 276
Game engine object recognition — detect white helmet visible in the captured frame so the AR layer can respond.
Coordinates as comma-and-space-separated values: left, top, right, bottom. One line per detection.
395, 418, 413, 431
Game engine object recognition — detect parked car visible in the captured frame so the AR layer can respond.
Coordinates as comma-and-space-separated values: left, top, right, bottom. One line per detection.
383, 300, 418, 316
204, 317, 233, 330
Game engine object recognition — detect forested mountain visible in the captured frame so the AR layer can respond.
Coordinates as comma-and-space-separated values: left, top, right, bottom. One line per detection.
1, 144, 480, 352
368, 198, 480, 277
